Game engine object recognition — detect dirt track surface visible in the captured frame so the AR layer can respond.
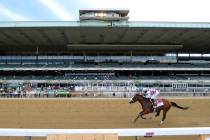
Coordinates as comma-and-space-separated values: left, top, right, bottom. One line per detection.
0, 98, 209, 140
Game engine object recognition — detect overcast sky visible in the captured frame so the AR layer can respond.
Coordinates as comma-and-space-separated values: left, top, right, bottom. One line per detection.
0, 0, 210, 22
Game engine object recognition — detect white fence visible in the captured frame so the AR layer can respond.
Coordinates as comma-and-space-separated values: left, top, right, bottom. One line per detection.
0, 127, 210, 138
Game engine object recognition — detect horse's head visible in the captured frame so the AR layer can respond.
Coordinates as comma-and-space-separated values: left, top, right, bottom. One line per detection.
129, 93, 143, 104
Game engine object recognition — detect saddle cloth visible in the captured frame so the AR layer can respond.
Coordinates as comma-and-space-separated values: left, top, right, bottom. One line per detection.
155, 98, 164, 107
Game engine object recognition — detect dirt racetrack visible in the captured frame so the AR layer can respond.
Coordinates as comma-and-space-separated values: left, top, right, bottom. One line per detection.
0, 98, 209, 140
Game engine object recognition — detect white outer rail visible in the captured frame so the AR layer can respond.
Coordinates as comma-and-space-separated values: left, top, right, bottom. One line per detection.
0, 127, 210, 137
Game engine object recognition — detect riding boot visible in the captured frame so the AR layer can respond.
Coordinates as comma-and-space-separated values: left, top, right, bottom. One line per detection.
150, 99, 156, 112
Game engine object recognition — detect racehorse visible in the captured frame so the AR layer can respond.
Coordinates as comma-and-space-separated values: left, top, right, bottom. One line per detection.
129, 93, 189, 124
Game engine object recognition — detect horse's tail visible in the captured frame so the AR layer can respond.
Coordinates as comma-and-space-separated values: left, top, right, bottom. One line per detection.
171, 102, 189, 110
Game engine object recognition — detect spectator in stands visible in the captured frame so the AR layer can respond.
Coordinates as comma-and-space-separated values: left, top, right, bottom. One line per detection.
142, 85, 160, 109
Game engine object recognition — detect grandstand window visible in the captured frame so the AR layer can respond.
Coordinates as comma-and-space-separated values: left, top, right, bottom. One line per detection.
95, 12, 107, 17
178, 53, 189, 56
165, 53, 176, 56
188, 84, 197, 87
189, 54, 201, 57
203, 54, 210, 57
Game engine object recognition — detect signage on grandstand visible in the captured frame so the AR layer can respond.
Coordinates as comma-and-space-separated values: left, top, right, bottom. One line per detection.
172, 83, 188, 89
65, 73, 115, 76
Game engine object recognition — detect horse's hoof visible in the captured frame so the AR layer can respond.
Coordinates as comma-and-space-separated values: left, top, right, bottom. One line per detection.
141, 116, 146, 119
155, 115, 159, 117
159, 121, 163, 125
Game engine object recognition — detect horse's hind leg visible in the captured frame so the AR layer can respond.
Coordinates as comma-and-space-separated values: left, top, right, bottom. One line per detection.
155, 110, 160, 117
160, 109, 169, 125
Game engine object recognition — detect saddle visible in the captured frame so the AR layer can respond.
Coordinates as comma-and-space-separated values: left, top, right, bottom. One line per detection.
150, 99, 163, 112
154, 98, 164, 108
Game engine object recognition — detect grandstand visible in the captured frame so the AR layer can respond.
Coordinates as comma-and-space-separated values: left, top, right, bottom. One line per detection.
1, 9, 210, 97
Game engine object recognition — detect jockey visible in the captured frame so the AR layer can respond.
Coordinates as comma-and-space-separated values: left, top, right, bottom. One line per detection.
142, 87, 160, 109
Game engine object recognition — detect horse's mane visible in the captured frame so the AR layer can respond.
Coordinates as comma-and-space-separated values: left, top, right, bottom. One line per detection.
136, 93, 150, 101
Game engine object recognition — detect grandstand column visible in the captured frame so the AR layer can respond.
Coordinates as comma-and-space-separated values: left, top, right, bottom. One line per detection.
130, 50, 133, 62
36, 47, 39, 64
21, 55, 23, 64
176, 51, 178, 63
83, 51, 86, 62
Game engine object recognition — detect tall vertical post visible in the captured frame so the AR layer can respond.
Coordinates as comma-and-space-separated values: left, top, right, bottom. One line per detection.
176, 51, 178, 63
130, 50, 133, 62
83, 51, 86, 62
25, 136, 31, 140
36, 46, 39, 64
135, 136, 140, 140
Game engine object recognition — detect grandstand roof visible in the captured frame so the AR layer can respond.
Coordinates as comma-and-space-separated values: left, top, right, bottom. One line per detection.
0, 21, 210, 54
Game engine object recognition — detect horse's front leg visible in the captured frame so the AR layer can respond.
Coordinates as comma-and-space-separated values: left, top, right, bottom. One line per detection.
140, 112, 147, 119
133, 114, 140, 123
133, 111, 147, 123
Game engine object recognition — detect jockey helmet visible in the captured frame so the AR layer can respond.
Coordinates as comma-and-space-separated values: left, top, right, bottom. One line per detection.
142, 88, 147, 93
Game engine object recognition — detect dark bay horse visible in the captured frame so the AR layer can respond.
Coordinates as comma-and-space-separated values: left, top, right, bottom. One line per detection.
129, 94, 189, 124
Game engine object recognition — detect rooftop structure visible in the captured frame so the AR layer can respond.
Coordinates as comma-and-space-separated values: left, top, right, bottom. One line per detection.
79, 9, 129, 21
